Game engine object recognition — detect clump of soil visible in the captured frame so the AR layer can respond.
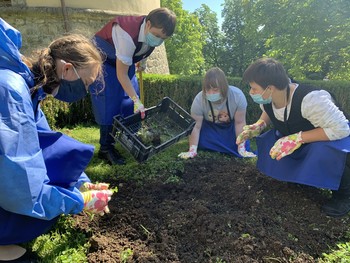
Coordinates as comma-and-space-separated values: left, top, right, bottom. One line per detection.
75, 156, 349, 262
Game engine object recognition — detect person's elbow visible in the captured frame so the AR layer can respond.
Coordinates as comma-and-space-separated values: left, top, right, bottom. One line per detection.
324, 125, 350, 140
342, 126, 350, 138
337, 122, 350, 138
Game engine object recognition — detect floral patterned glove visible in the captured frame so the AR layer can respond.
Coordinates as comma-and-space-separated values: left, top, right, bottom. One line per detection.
80, 182, 109, 192
82, 190, 113, 216
131, 95, 145, 119
178, 145, 198, 159
238, 141, 256, 158
236, 119, 266, 145
270, 131, 304, 161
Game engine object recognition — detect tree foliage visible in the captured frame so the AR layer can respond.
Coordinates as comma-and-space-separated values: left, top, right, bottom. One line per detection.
161, 0, 205, 75
194, 4, 226, 70
221, 0, 350, 80
161, 0, 349, 80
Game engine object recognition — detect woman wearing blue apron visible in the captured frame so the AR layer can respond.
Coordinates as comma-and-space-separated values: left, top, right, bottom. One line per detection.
0, 19, 112, 260
179, 67, 255, 159
89, 8, 177, 165
237, 58, 350, 217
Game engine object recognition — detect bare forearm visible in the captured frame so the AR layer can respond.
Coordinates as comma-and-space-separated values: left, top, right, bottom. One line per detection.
118, 73, 137, 98
260, 111, 271, 126
234, 110, 247, 139
189, 126, 200, 146
235, 122, 245, 139
301, 128, 330, 143
116, 60, 137, 98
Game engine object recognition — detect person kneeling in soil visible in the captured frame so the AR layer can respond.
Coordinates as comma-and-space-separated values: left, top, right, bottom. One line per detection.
179, 67, 255, 159
0, 18, 113, 261
236, 57, 350, 217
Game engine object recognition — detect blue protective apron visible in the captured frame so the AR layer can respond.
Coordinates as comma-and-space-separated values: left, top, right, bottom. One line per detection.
198, 100, 244, 157
256, 127, 350, 190
89, 36, 139, 125
0, 90, 93, 245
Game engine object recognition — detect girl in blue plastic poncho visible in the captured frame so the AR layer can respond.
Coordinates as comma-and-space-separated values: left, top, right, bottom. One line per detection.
237, 57, 350, 218
0, 18, 113, 260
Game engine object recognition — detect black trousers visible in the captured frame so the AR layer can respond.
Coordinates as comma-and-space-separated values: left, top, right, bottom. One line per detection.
336, 154, 350, 197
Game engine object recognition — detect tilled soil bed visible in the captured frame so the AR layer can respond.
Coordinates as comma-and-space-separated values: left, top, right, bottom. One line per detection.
75, 156, 350, 262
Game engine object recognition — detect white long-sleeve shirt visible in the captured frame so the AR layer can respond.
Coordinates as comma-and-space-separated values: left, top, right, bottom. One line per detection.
271, 85, 349, 140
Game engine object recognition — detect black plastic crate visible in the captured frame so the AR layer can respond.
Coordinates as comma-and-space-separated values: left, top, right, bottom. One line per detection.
112, 97, 195, 162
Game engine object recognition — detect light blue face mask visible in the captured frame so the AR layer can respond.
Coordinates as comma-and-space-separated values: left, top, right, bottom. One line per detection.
250, 88, 272, 104
146, 32, 164, 47
206, 93, 222, 102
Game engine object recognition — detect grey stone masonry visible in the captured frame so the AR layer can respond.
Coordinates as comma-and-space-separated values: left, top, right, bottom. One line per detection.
1, 5, 169, 74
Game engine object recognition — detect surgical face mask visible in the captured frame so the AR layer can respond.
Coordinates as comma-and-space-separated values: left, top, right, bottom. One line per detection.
206, 93, 222, 102
146, 32, 164, 47
55, 62, 87, 103
250, 88, 272, 104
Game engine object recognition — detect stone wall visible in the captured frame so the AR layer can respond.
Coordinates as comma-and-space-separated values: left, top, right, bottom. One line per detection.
1, 1, 170, 74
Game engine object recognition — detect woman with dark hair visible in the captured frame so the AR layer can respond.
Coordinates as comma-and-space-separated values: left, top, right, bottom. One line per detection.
237, 57, 350, 217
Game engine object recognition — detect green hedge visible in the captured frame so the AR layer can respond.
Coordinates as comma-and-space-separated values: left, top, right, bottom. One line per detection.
41, 75, 350, 128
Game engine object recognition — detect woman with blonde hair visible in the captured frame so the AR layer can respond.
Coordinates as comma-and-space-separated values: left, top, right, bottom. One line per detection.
179, 67, 255, 159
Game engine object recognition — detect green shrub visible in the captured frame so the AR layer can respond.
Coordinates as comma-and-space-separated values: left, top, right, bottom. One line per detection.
40, 76, 350, 127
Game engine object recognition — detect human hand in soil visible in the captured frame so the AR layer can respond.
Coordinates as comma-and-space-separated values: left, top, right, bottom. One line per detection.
82, 189, 113, 216
178, 145, 197, 159
236, 119, 266, 144
270, 131, 303, 160
132, 95, 145, 119
237, 142, 256, 158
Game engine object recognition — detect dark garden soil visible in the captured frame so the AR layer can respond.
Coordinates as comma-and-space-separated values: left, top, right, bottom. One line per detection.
75, 156, 350, 263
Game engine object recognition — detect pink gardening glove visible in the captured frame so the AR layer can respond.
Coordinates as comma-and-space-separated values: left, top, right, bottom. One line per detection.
82, 190, 113, 216
270, 131, 304, 161
237, 141, 256, 158
178, 145, 198, 159
236, 119, 266, 145
131, 95, 145, 119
